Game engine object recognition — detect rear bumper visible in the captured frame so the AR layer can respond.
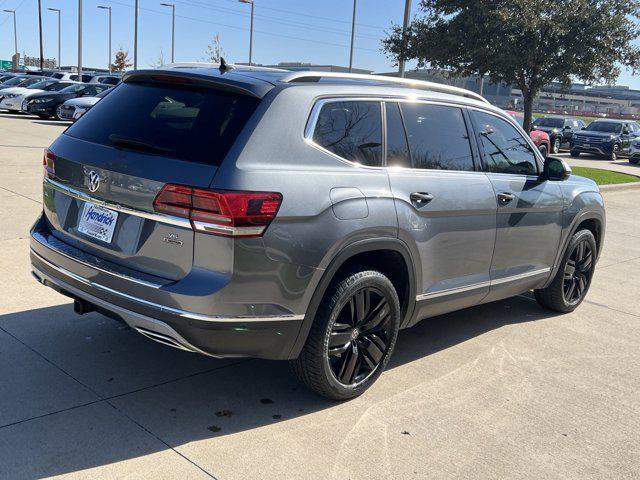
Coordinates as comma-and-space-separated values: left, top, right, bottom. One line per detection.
30, 215, 307, 360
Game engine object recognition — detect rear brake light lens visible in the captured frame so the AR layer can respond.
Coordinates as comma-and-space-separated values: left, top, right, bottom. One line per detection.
153, 184, 282, 238
43, 148, 55, 177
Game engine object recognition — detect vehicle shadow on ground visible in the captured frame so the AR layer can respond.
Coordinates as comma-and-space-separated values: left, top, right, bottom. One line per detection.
0, 294, 560, 478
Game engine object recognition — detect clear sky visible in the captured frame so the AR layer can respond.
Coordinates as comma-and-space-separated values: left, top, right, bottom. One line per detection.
0, 0, 637, 88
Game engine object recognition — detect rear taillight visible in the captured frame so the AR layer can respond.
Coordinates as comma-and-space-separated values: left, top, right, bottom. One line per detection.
153, 184, 282, 238
43, 148, 55, 177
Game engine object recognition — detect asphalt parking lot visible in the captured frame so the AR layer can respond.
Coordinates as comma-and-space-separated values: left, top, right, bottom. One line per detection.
0, 113, 639, 480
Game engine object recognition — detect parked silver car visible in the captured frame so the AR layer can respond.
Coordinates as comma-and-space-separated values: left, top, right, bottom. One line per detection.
30, 66, 605, 399
58, 88, 112, 121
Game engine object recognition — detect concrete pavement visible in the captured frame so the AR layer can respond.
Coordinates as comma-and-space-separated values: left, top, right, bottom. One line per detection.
0, 114, 639, 479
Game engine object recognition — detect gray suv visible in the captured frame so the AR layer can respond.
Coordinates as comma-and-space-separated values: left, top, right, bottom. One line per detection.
30, 66, 606, 400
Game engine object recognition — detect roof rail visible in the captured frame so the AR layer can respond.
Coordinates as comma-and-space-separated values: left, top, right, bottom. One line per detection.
279, 71, 490, 104
163, 62, 288, 72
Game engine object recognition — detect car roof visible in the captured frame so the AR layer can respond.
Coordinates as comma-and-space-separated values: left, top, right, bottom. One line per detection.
134, 63, 492, 107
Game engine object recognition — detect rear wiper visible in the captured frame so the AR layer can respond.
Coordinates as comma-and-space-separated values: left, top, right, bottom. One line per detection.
109, 134, 171, 155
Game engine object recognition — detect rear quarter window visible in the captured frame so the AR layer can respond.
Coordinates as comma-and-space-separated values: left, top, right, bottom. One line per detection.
65, 82, 260, 166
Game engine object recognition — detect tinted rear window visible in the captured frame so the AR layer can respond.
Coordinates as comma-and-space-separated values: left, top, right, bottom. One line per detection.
65, 82, 260, 165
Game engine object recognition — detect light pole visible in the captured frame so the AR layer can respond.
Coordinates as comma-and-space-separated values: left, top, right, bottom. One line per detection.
348, 0, 356, 72
399, 0, 411, 78
97, 6, 112, 72
48, 8, 61, 69
78, 0, 82, 77
160, 3, 175, 63
134, 0, 139, 69
3, 10, 17, 57
238, 0, 254, 66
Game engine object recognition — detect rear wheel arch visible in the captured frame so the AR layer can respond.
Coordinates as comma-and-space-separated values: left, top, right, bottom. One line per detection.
288, 238, 417, 359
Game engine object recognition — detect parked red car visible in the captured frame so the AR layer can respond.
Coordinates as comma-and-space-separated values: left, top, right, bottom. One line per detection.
507, 111, 551, 157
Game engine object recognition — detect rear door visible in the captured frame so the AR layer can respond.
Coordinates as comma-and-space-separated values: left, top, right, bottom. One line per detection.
468, 108, 563, 302
43, 79, 261, 280
385, 101, 497, 321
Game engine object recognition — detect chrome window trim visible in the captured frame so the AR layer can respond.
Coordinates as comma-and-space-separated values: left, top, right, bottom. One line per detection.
305, 96, 499, 173
416, 268, 551, 301
44, 176, 191, 229
32, 249, 304, 323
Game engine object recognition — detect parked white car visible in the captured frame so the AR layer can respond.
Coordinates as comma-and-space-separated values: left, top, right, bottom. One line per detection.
0, 80, 78, 112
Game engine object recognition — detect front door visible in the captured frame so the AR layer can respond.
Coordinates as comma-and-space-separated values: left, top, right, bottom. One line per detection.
469, 109, 564, 302
385, 101, 497, 323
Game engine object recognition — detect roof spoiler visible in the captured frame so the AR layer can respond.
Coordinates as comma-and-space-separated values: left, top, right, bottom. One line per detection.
279, 71, 490, 104
122, 69, 270, 99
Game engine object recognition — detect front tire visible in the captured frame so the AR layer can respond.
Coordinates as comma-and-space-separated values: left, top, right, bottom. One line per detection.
538, 144, 548, 158
610, 143, 620, 161
291, 270, 400, 400
570, 150, 580, 157
630, 157, 639, 165
54, 104, 64, 121
552, 137, 561, 154
534, 229, 597, 313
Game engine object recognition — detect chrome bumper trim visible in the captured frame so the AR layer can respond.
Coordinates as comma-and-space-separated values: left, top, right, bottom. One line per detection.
416, 268, 551, 302
44, 177, 191, 229
31, 249, 304, 323
32, 230, 165, 289
32, 264, 217, 357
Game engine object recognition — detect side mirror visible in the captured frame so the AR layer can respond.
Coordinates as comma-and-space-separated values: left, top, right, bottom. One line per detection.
623, 128, 630, 135
529, 124, 537, 132
543, 156, 571, 181
581, 127, 586, 130
563, 125, 571, 130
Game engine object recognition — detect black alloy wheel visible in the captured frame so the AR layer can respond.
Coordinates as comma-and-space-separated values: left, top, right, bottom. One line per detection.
535, 229, 597, 313
292, 270, 400, 400
562, 239, 594, 305
327, 287, 393, 386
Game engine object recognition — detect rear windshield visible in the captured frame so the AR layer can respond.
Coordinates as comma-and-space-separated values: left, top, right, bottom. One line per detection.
65, 82, 260, 165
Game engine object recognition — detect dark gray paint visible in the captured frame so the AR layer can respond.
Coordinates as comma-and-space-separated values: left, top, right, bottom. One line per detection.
30, 71, 606, 359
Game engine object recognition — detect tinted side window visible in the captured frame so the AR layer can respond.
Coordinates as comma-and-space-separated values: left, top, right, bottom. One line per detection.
313, 101, 382, 167
471, 110, 538, 175
385, 102, 411, 168
400, 103, 474, 171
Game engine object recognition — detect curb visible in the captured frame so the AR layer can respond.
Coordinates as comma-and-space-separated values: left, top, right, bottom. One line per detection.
599, 182, 640, 192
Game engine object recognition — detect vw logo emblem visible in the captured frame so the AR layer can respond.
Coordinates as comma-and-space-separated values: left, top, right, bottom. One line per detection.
87, 171, 101, 193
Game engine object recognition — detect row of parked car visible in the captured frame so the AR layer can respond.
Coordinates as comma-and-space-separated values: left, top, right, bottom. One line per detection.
508, 110, 640, 164
0, 71, 118, 121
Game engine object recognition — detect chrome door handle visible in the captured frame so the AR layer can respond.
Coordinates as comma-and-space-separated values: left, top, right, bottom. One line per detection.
497, 192, 515, 204
410, 192, 434, 206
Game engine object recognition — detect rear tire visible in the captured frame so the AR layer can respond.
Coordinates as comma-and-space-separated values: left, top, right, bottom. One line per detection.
291, 270, 400, 400
570, 150, 580, 157
630, 157, 639, 165
534, 229, 597, 313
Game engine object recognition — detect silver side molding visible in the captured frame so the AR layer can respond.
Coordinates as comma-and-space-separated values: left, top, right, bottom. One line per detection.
416, 268, 551, 302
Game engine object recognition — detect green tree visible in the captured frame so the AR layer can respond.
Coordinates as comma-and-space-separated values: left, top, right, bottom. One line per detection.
383, 0, 640, 131
111, 49, 132, 72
